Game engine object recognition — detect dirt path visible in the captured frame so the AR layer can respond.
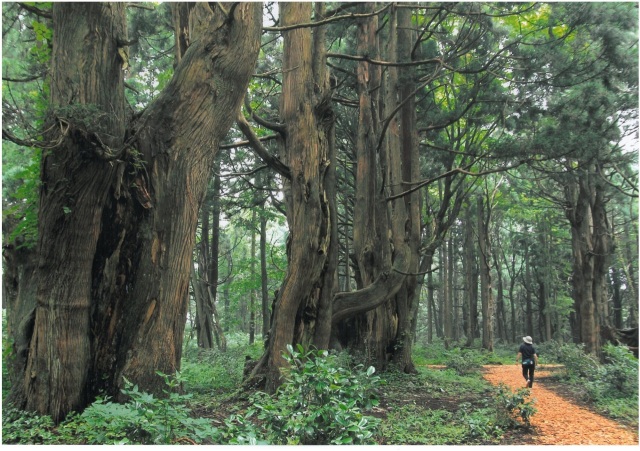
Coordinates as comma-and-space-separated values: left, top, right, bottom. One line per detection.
483, 364, 638, 445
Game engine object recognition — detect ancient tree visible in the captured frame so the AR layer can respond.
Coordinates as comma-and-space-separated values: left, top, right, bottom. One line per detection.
11, 2, 262, 422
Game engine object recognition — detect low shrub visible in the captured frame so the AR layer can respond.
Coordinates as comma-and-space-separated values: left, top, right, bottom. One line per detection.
65, 372, 219, 444
249, 344, 382, 445
457, 403, 504, 442
536, 340, 599, 380
494, 383, 537, 427
445, 348, 484, 375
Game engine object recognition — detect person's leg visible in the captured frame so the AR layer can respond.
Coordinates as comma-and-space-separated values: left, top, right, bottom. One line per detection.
521, 365, 528, 382
528, 365, 535, 387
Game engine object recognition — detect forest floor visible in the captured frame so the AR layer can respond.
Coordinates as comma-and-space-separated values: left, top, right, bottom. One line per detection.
482, 364, 639, 445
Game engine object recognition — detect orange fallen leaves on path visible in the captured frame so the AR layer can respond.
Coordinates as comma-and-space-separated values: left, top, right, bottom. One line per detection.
483, 364, 639, 445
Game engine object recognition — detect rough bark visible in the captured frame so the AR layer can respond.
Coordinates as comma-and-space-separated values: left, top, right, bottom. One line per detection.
194, 202, 214, 349
210, 164, 226, 350
389, 6, 422, 373
17, 2, 262, 421
3, 244, 37, 404
260, 208, 270, 340
20, 3, 128, 421
334, 3, 418, 370
262, 2, 336, 392
249, 210, 257, 345
564, 166, 610, 356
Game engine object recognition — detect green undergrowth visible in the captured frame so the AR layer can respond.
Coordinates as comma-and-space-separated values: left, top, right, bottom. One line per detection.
378, 366, 536, 444
180, 334, 263, 395
12, 338, 639, 445
412, 340, 516, 368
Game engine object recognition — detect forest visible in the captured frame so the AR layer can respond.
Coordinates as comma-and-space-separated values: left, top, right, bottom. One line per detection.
2, 1, 638, 445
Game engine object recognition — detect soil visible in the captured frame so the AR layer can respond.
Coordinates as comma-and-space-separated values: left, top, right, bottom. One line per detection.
482, 364, 639, 445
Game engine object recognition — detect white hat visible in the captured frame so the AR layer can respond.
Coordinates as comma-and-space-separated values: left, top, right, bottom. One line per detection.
523, 336, 533, 344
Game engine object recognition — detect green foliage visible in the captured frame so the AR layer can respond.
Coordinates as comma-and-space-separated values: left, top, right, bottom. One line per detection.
2, 148, 41, 248
2, 409, 57, 444
181, 333, 263, 394
249, 345, 381, 445
537, 340, 600, 380
379, 405, 467, 445
65, 372, 219, 445
457, 404, 504, 442
494, 384, 537, 427
30, 18, 52, 64
585, 344, 638, 401
445, 348, 484, 375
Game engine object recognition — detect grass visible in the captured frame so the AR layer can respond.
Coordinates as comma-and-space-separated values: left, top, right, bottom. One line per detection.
412, 339, 516, 367
377, 366, 508, 444
379, 405, 467, 445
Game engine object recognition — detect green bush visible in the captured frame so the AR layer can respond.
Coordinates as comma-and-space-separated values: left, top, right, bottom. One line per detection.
537, 340, 599, 380
66, 372, 219, 444
585, 344, 638, 402
250, 344, 382, 445
457, 403, 504, 442
445, 348, 483, 375
494, 384, 537, 427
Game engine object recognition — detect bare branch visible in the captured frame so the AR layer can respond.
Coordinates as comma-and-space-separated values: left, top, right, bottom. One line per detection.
386, 160, 529, 202
235, 109, 291, 180
263, 3, 392, 32
18, 2, 52, 19
327, 52, 444, 68
2, 73, 46, 83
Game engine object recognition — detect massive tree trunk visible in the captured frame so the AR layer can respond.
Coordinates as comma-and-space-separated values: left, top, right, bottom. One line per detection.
389, 6, 422, 373
21, 3, 128, 421
334, 3, 418, 371
16, 2, 262, 422
563, 164, 612, 356
262, 2, 336, 392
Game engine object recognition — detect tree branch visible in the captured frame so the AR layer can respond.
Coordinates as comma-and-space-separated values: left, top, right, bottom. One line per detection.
2, 73, 45, 83
18, 2, 52, 19
386, 160, 529, 202
263, 3, 391, 32
235, 111, 291, 180
244, 96, 286, 134
327, 52, 444, 68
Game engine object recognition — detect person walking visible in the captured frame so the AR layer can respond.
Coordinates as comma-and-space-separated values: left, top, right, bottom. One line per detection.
516, 336, 538, 388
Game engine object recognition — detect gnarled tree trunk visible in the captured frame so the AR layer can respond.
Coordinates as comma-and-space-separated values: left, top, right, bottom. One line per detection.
262, 2, 336, 392
16, 2, 262, 422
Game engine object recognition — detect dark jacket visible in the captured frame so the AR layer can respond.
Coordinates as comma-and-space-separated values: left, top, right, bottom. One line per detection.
519, 343, 536, 365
